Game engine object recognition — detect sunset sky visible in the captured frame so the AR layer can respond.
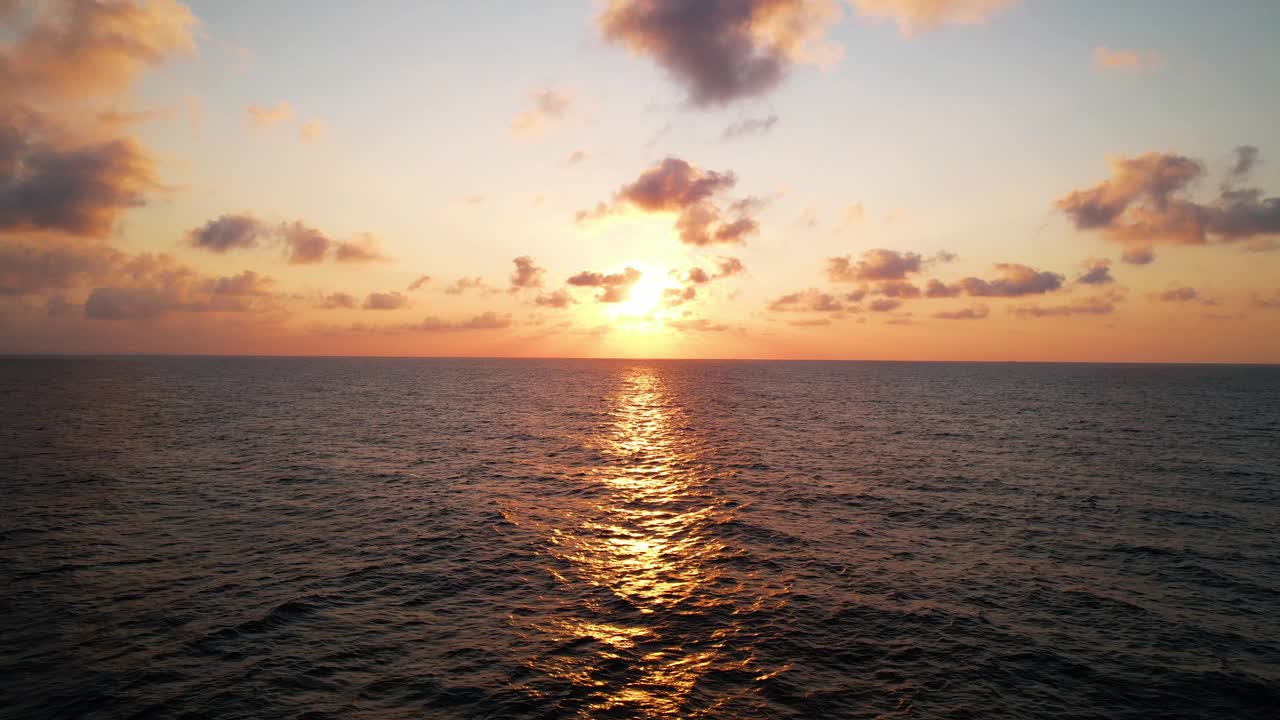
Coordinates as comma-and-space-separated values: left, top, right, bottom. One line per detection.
3, 0, 1279, 361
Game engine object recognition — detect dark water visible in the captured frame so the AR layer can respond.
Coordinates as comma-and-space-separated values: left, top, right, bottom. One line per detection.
2, 358, 1279, 719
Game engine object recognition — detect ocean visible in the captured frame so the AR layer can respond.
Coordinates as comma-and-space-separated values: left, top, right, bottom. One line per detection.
2, 357, 1278, 718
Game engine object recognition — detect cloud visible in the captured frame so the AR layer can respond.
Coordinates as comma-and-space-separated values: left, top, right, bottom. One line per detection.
874, 280, 920, 298
408, 275, 432, 291
444, 276, 491, 295
924, 278, 962, 298
1227, 145, 1259, 182
715, 256, 746, 278
932, 305, 988, 320
409, 311, 512, 332
567, 266, 643, 303
511, 88, 572, 135
597, 0, 842, 106
567, 150, 588, 165
334, 234, 389, 264
1056, 148, 1280, 252
0, 0, 198, 104
509, 256, 546, 291
299, 120, 323, 142
97, 107, 173, 128
662, 286, 697, 307
210, 270, 272, 296
867, 297, 900, 312
769, 288, 843, 312
533, 288, 574, 308
0, 116, 157, 238
1092, 47, 1164, 73
1155, 286, 1198, 302
246, 101, 293, 127
668, 317, 729, 332
929, 263, 1064, 297
81, 253, 274, 320
1075, 257, 1114, 285
1121, 246, 1155, 265
0, 237, 120, 295
1009, 296, 1117, 317
849, 0, 1015, 36
317, 292, 356, 309
579, 157, 759, 245
186, 213, 265, 253
1251, 290, 1280, 309
827, 249, 923, 282
278, 221, 330, 265
723, 113, 779, 140
363, 291, 408, 310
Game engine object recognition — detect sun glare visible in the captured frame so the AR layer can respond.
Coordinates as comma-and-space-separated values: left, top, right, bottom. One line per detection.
619, 271, 666, 316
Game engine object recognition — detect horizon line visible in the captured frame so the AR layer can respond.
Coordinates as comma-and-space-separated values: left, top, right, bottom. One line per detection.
1, 352, 1277, 367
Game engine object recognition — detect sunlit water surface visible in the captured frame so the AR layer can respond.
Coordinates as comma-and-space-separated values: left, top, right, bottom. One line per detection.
2, 358, 1279, 718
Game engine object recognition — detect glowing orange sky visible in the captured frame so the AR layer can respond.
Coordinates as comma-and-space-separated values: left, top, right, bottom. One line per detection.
1, 0, 1278, 362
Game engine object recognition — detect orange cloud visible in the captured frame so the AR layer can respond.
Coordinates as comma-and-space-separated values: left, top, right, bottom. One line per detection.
1092, 47, 1164, 73
510, 88, 572, 135
0, 0, 197, 104
246, 101, 293, 127
849, 0, 1015, 36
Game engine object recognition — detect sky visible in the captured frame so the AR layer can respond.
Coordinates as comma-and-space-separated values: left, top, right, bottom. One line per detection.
2, 0, 1279, 362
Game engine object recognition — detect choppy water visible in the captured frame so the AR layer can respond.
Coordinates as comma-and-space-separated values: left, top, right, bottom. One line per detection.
2, 358, 1279, 719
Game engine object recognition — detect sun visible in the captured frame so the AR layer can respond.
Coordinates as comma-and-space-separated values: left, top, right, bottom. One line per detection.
619, 271, 666, 316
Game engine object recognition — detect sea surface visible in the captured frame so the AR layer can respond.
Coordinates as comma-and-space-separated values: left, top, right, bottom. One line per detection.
2, 357, 1279, 719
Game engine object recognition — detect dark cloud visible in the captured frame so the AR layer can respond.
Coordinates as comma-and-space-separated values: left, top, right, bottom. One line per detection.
578, 157, 759, 246
334, 235, 389, 264
1121, 246, 1155, 265
363, 291, 408, 310
924, 278, 962, 298
932, 305, 989, 320
597, 0, 839, 106
1228, 145, 1260, 182
930, 263, 1064, 298
408, 275, 432, 291
1156, 286, 1198, 302
210, 270, 272, 296
277, 221, 330, 265
827, 249, 923, 282
566, 267, 643, 303
1075, 258, 1114, 285
0, 237, 119, 295
409, 312, 512, 332
868, 298, 901, 312
685, 267, 712, 284
0, 118, 156, 238
187, 213, 265, 253
874, 280, 921, 298
723, 113, 778, 140
533, 288, 574, 309
82, 253, 269, 320
317, 292, 356, 309
769, 288, 843, 313
509, 256, 546, 291
1056, 148, 1280, 252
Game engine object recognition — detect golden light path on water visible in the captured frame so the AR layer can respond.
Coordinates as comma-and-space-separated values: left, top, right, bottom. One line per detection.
506, 367, 790, 718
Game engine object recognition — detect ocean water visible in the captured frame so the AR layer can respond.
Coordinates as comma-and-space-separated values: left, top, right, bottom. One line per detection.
2, 357, 1279, 719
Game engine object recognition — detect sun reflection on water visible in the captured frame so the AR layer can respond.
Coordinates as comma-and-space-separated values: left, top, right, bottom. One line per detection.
507, 366, 785, 717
